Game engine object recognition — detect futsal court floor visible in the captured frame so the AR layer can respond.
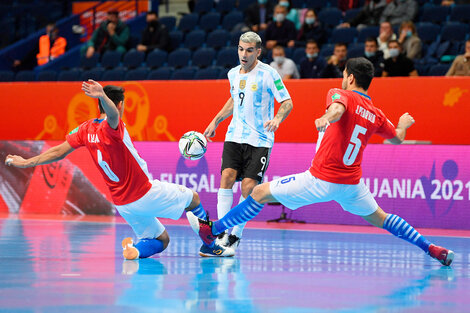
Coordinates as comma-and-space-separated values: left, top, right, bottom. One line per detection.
0, 214, 469, 313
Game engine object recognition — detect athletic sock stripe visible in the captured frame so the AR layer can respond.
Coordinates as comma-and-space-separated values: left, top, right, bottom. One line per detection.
390, 215, 400, 228
384, 214, 393, 228
412, 234, 422, 243
394, 219, 406, 231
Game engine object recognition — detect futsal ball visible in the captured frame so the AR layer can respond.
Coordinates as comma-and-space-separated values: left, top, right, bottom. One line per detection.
178, 131, 207, 160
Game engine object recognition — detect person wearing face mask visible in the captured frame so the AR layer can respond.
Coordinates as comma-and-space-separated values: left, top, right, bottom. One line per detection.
397, 21, 421, 60
137, 11, 170, 53
338, 0, 387, 31
322, 42, 348, 78
278, 0, 301, 30
265, 5, 297, 50
270, 45, 300, 79
379, 0, 418, 27
244, 0, 274, 32
296, 9, 327, 46
363, 37, 384, 77
377, 21, 396, 59
382, 40, 418, 77
299, 40, 327, 78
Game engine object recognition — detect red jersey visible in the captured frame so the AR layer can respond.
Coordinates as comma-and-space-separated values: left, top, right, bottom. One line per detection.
309, 88, 397, 184
66, 118, 152, 205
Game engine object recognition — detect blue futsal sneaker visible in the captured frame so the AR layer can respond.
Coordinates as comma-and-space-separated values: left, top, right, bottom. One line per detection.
186, 211, 217, 247
199, 243, 235, 257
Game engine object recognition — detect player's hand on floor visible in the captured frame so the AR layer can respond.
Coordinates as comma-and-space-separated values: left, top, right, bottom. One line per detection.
315, 117, 330, 132
264, 119, 280, 132
5, 155, 27, 168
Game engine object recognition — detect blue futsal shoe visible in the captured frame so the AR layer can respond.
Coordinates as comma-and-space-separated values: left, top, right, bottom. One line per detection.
199, 243, 235, 257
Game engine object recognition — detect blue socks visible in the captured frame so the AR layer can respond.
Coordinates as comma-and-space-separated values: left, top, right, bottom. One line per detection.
135, 239, 165, 258
191, 203, 207, 220
383, 214, 431, 253
212, 196, 264, 235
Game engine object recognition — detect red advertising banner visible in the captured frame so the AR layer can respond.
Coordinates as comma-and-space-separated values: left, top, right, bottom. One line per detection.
0, 77, 469, 144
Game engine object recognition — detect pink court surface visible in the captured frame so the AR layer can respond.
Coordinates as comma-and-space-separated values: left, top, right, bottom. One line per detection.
0, 213, 469, 313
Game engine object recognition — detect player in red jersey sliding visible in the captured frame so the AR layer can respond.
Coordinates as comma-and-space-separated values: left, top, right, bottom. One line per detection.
188, 57, 454, 266
5, 80, 234, 259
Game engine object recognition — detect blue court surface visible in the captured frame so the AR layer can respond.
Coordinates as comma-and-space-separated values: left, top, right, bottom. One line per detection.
0, 216, 469, 313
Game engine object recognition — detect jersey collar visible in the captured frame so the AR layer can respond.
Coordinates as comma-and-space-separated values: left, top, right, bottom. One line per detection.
352, 90, 371, 100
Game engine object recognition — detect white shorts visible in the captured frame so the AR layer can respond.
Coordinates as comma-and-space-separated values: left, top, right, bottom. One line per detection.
269, 170, 378, 216
115, 180, 194, 239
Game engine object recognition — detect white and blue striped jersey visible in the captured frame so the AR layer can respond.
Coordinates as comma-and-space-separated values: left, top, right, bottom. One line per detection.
225, 61, 291, 148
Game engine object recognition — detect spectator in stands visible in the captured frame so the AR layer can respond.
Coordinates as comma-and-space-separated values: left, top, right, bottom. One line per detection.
82, 10, 130, 58
322, 42, 348, 78
299, 40, 327, 78
265, 5, 297, 50
244, 0, 274, 32
279, 0, 301, 30
296, 9, 327, 46
13, 23, 66, 70
397, 21, 421, 60
338, 0, 387, 31
270, 45, 300, 79
364, 37, 385, 76
446, 39, 470, 76
338, 0, 360, 12
137, 11, 170, 53
380, 0, 418, 27
377, 21, 396, 59
382, 40, 418, 76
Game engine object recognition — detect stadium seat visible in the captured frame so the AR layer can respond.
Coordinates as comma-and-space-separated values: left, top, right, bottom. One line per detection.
15, 70, 36, 81
216, 47, 239, 68
222, 11, 243, 31
194, 0, 214, 14
347, 45, 364, 58
80, 53, 100, 69
160, 16, 176, 31
414, 62, 430, 76
330, 28, 358, 44
168, 48, 192, 68
102, 69, 126, 81
195, 66, 222, 80
125, 68, 150, 80
57, 69, 83, 81
420, 6, 450, 24
318, 8, 342, 28
37, 70, 57, 81
171, 67, 197, 80
291, 0, 304, 8
146, 49, 168, 68
81, 67, 105, 81
416, 23, 440, 44
192, 47, 217, 68
344, 8, 362, 22
216, 0, 236, 14
0, 70, 15, 82
357, 26, 379, 43
292, 48, 306, 64
306, 0, 328, 11
230, 31, 243, 46
218, 67, 230, 79
207, 29, 231, 50
148, 67, 174, 80
122, 50, 145, 69
169, 30, 184, 50
450, 5, 470, 23
238, 0, 256, 11
440, 23, 469, 42
199, 12, 221, 33
428, 63, 451, 76
320, 43, 335, 58
101, 51, 123, 69
184, 30, 206, 51
178, 13, 199, 33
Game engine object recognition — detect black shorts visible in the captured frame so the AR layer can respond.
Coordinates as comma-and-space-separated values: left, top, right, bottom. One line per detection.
221, 141, 271, 183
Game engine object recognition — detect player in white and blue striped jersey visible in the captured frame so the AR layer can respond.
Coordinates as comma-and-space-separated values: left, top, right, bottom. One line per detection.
203, 31, 293, 257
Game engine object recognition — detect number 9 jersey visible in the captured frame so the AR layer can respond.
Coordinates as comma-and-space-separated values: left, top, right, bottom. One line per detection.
309, 89, 397, 185
66, 118, 153, 205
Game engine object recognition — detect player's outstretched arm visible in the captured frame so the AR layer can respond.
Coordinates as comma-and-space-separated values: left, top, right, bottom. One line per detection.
315, 102, 346, 132
264, 99, 293, 132
204, 97, 234, 141
5, 141, 74, 168
388, 113, 415, 144
82, 80, 120, 129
